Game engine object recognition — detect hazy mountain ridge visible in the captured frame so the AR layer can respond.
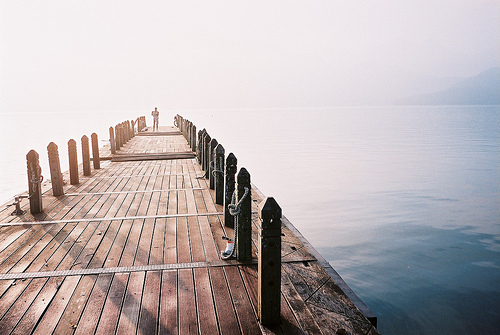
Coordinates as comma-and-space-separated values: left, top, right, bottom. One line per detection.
396, 67, 500, 105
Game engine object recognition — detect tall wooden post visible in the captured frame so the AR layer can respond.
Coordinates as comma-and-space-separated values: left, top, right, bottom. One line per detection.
91, 133, 100, 169
209, 138, 218, 189
82, 135, 91, 176
68, 139, 79, 185
47, 142, 64, 196
258, 197, 282, 326
115, 125, 121, 151
127, 120, 132, 140
215, 144, 225, 205
109, 127, 116, 154
186, 121, 190, 143
26, 150, 43, 214
131, 120, 135, 137
197, 129, 205, 163
192, 125, 197, 152
236, 167, 252, 262
203, 133, 211, 176
224, 153, 237, 228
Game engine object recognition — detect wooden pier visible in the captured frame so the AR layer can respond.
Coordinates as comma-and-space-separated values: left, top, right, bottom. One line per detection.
0, 116, 379, 334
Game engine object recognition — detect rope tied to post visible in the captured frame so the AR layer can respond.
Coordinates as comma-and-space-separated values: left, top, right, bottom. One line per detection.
221, 187, 250, 260
228, 187, 249, 216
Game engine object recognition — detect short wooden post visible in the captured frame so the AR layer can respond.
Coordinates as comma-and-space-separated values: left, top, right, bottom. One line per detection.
203, 133, 211, 175
258, 197, 282, 326
192, 125, 197, 152
115, 125, 121, 150
131, 120, 135, 137
26, 150, 43, 214
197, 129, 205, 163
68, 139, 79, 185
91, 133, 100, 169
122, 122, 127, 142
81, 135, 91, 176
127, 120, 132, 139
215, 144, 225, 205
209, 138, 218, 188
109, 127, 116, 154
47, 142, 64, 196
224, 153, 237, 228
236, 167, 252, 262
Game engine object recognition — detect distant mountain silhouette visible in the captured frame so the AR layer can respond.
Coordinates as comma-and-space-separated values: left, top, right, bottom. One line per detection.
396, 67, 500, 105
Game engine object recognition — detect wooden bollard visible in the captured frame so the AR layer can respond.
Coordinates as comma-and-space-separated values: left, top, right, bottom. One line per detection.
258, 197, 282, 326
82, 135, 91, 176
203, 133, 211, 175
191, 125, 197, 152
197, 129, 205, 163
131, 120, 135, 137
26, 150, 43, 213
209, 138, 218, 188
109, 127, 116, 154
47, 142, 64, 196
68, 139, 79, 185
215, 144, 225, 205
224, 153, 237, 228
127, 120, 132, 139
187, 121, 192, 145
236, 167, 252, 262
115, 125, 121, 150
91, 133, 100, 169
122, 122, 127, 142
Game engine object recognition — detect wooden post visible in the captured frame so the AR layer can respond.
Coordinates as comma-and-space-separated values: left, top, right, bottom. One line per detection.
209, 138, 218, 188
26, 150, 43, 214
192, 125, 197, 152
188, 121, 192, 146
109, 127, 116, 154
91, 133, 100, 169
127, 120, 132, 139
236, 167, 252, 262
47, 142, 64, 196
224, 153, 237, 228
81, 135, 91, 176
68, 139, 79, 185
131, 120, 135, 137
215, 144, 225, 205
203, 133, 211, 176
197, 129, 205, 164
258, 197, 282, 326
115, 125, 121, 150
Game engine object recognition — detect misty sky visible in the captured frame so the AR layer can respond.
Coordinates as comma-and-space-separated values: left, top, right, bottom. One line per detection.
1, 0, 499, 112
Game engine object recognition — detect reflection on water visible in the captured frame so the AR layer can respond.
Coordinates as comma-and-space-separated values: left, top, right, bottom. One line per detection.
185, 106, 500, 334
1, 106, 499, 334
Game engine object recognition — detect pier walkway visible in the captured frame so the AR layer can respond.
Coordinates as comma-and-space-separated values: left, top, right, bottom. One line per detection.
0, 122, 379, 334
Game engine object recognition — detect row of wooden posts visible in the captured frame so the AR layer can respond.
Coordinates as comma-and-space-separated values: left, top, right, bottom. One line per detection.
24, 117, 142, 216
175, 114, 282, 326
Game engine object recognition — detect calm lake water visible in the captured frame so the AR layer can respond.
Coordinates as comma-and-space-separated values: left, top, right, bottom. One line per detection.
1, 106, 499, 334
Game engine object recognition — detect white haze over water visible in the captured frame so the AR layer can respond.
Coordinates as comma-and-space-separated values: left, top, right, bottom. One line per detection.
1, 0, 499, 112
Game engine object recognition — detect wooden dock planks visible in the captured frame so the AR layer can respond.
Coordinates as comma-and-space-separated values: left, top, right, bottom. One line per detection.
0, 125, 379, 334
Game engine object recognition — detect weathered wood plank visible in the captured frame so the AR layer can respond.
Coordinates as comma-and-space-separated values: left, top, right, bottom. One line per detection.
11, 276, 62, 334
32, 275, 81, 335
137, 270, 161, 335
94, 272, 129, 335
193, 267, 219, 334
159, 270, 178, 335
73, 274, 113, 335
116, 271, 145, 334
209, 267, 240, 335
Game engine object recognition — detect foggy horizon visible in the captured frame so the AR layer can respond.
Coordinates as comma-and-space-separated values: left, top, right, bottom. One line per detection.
1, 0, 499, 113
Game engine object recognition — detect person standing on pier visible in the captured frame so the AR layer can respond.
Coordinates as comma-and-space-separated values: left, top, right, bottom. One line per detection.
152, 107, 159, 131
